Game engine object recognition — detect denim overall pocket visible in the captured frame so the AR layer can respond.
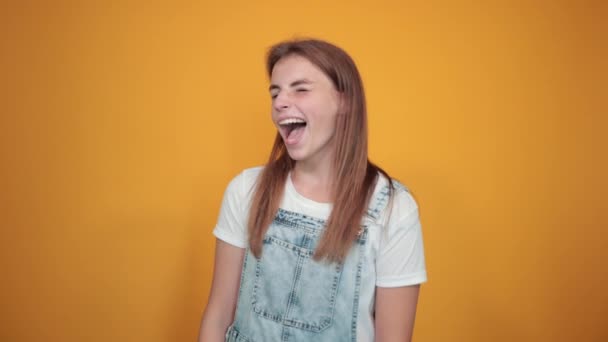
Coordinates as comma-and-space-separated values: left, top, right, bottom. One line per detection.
251, 210, 345, 333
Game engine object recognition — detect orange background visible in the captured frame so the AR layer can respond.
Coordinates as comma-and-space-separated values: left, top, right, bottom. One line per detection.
1, 1, 606, 341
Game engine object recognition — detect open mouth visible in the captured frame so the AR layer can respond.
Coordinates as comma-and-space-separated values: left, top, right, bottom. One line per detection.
279, 118, 307, 144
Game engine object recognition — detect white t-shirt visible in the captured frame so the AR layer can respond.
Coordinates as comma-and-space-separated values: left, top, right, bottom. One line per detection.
213, 166, 427, 341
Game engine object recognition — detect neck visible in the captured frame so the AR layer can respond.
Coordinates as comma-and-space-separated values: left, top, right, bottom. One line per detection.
291, 154, 335, 203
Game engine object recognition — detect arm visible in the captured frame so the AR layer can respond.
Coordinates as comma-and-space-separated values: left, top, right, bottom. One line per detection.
374, 285, 420, 342
198, 239, 246, 342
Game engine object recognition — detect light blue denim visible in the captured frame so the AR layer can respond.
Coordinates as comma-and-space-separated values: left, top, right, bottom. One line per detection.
226, 185, 392, 341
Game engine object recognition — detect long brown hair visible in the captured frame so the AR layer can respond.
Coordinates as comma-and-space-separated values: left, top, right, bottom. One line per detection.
248, 38, 392, 263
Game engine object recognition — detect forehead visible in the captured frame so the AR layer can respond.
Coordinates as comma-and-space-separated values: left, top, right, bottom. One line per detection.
270, 55, 330, 84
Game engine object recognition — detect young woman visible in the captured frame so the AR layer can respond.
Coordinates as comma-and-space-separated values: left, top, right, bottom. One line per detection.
199, 39, 427, 342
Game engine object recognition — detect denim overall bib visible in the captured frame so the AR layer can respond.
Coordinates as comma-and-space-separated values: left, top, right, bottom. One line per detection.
226, 184, 391, 342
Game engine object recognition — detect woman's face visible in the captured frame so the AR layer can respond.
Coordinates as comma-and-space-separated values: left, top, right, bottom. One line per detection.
269, 55, 341, 166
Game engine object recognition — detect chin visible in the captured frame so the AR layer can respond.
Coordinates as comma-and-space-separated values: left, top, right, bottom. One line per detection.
286, 152, 304, 161
285, 148, 307, 161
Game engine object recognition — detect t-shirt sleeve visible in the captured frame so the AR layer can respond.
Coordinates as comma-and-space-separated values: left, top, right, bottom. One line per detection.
212, 171, 250, 249
375, 190, 427, 287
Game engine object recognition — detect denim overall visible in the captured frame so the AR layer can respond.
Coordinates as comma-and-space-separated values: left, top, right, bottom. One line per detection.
226, 184, 391, 342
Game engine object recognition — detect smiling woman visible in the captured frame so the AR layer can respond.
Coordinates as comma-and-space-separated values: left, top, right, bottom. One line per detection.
269, 55, 341, 171
198, 39, 427, 342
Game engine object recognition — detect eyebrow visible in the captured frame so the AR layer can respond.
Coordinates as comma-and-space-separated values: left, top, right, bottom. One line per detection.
269, 78, 313, 92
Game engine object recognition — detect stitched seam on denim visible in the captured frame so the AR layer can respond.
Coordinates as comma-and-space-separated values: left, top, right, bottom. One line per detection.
282, 261, 343, 332
282, 234, 342, 333
282, 250, 305, 336
275, 208, 326, 233
264, 235, 314, 257
356, 226, 369, 245
366, 185, 390, 221
226, 325, 251, 342
350, 243, 364, 342
280, 326, 290, 342
252, 260, 283, 323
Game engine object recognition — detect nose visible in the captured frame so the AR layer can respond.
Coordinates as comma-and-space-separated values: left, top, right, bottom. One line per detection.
273, 91, 290, 111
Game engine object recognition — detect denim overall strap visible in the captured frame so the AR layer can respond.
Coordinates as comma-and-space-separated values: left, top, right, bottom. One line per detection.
227, 181, 393, 342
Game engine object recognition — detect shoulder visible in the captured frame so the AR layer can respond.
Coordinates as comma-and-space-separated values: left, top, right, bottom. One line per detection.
240, 165, 264, 180
375, 173, 419, 224
227, 166, 263, 195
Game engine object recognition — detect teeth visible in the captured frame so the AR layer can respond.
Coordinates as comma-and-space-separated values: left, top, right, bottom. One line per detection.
279, 118, 306, 125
